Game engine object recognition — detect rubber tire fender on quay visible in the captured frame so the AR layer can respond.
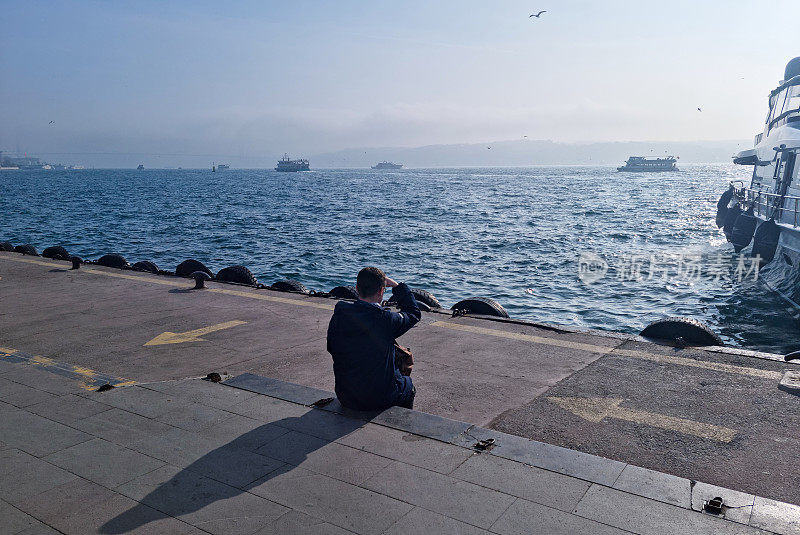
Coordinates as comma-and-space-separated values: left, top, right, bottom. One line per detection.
388, 288, 442, 309
14, 244, 38, 256
215, 265, 258, 286
132, 260, 159, 274
639, 317, 723, 347
42, 246, 70, 260
450, 297, 509, 318
271, 279, 308, 293
329, 285, 359, 300
176, 259, 214, 278
97, 254, 129, 269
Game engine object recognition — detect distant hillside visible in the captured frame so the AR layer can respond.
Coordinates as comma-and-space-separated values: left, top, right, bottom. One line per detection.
311, 139, 749, 168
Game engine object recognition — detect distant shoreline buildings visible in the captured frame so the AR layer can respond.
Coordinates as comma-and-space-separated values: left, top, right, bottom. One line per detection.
0, 151, 83, 170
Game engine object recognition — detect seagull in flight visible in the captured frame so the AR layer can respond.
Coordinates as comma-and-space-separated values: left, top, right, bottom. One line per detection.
697, 107, 702, 112
49, 120, 54, 124
530, 10, 546, 18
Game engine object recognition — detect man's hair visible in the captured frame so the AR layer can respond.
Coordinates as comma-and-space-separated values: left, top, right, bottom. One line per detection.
356, 267, 386, 298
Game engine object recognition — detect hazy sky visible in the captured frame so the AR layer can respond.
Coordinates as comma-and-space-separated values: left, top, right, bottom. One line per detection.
1, 0, 798, 164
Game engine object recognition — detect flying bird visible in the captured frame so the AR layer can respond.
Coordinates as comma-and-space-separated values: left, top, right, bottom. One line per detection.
530, 10, 546, 17
48, 121, 54, 124
487, 146, 492, 150
697, 107, 702, 112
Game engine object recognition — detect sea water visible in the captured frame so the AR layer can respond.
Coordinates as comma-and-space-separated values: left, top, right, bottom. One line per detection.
2, 164, 796, 354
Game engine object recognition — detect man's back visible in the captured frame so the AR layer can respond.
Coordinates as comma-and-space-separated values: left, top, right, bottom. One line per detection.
327, 282, 420, 410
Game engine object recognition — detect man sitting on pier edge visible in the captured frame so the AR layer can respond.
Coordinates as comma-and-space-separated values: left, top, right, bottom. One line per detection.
327, 267, 421, 410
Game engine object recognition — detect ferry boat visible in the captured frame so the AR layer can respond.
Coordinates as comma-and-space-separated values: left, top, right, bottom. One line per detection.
720, 57, 800, 292
275, 154, 310, 172
137, 164, 144, 170
217, 164, 230, 170
371, 161, 403, 170
617, 156, 677, 172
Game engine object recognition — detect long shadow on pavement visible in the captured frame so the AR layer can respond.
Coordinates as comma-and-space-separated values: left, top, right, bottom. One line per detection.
99, 409, 368, 533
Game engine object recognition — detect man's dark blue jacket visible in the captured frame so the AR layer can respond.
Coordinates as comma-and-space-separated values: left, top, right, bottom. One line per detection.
326, 283, 421, 411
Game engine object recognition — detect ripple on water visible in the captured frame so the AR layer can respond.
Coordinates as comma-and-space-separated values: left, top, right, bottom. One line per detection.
1, 165, 796, 353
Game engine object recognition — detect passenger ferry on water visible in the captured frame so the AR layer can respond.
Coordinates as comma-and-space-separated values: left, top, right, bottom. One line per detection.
275, 154, 310, 172
719, 57, 800, 292
617, 156, 677, 172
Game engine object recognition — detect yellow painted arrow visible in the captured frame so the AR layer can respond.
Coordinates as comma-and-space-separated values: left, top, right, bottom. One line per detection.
144, 320, 247, 346
547, 396, 737, 443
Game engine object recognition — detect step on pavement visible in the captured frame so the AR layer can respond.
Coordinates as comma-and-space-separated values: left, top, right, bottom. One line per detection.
1, 362, 799, 534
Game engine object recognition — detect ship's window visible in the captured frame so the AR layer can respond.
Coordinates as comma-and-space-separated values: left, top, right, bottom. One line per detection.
769, 89, 787, 124
786, 85, 800, 113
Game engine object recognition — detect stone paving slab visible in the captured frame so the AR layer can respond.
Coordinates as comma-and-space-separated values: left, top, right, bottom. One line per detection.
2, 349, 800, 534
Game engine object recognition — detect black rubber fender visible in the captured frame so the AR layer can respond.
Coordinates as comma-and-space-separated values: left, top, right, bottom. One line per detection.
216, 265, 258, 286
640, 317, 723, 346
42, 246, 70, 260
97, 254, 129, 269
730, 209, 758, 253
751, 219, 780, 265
722, 204, 742, 241
389, 288, 442, 309
132, 260, 159, 273
0, 241, 13, 252
329, 285, 359, 300
14, 244, 38, 256
451, 297, 509, 318
715, 189, 733, 228
271, 279, 308, 293
176, 259, 213, 278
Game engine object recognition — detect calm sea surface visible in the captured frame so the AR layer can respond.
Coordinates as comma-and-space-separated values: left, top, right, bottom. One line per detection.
2, 165, 797, 354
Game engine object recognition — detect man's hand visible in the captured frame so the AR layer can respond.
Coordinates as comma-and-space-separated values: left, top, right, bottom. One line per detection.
384, 276, 399, 288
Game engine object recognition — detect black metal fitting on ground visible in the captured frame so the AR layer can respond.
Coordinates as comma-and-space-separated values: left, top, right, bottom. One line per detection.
191, 271, 211, 289
70, 256, 82, 270
704, 496, 724, 515
205, 372, 222, 382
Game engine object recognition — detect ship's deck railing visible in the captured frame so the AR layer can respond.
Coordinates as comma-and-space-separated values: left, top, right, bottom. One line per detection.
735, 186, 800, 228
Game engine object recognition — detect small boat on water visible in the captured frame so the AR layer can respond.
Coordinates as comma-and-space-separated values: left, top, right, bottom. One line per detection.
371, 161, 403, 170
617, 156, 677, 172
137, 164, 144, 170
275, 154, 310, 172
217, 164, 230, 170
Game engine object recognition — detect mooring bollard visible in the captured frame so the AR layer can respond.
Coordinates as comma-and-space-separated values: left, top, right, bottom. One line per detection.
70, 256, 82, 270
191, 271, 211, 289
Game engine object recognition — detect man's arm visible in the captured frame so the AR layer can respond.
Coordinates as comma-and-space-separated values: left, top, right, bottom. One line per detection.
385, 280, 421, 338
